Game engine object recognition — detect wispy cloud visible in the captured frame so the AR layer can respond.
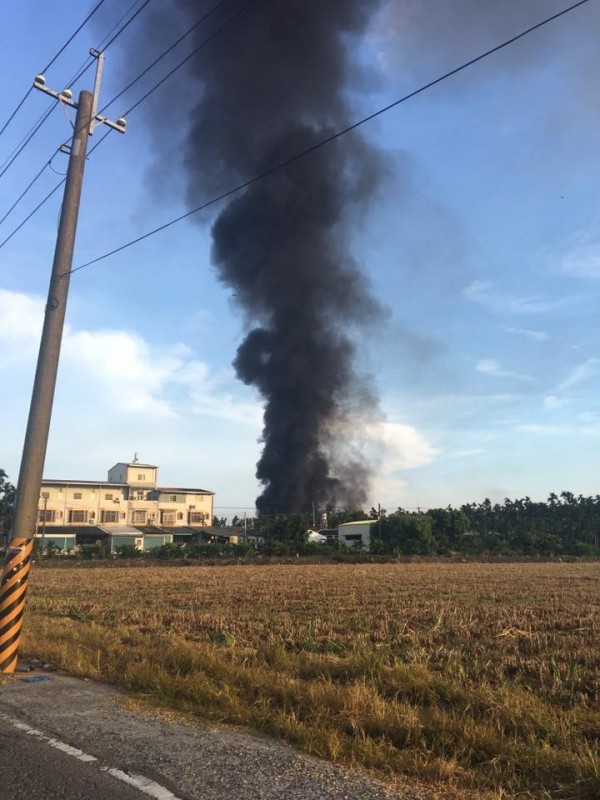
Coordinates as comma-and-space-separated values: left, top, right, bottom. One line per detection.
503, 326, 549, 342
543, 395, 569, 410
476, 358, 533, 382
446, 448, 486, 459
518, 422, 600, 438
391, 391, 524, 425
464, 281, 558, 314
550, 226, 600, 280
556, 358, 600, 392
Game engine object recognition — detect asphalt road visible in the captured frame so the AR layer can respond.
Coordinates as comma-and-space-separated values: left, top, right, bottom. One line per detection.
0, 716, 147, 800
0, 672, 427, 800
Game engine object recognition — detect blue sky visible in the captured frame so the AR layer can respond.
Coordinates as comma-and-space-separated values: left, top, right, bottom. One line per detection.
1, 0, 599, 516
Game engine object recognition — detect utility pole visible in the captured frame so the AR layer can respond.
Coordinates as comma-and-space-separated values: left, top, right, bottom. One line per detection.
0, 52, 125, 674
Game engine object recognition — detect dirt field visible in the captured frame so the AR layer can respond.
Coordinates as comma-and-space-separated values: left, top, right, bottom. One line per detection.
20, 561, 600, 799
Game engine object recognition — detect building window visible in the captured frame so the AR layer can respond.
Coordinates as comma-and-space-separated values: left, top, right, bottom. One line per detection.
169, 494, 177, 502
138, 473, 145, 481
136, 491, 146, 500
177, 512, 183, 520
104, 493, 113, 501
189, 512, 206, 524
68, 510, 87, 523
161, 511, 176, 525
133, 510, 147, 524
41, 491, 50, 499
38, 509, 55, 522
101, 510, 118, 523
73, 492, 82, 500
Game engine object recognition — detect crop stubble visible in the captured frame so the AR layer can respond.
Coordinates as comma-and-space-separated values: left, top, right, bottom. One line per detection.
21, 561, 600, 798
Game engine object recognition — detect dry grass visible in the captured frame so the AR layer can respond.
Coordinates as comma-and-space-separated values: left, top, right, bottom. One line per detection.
20, 561, 600, 799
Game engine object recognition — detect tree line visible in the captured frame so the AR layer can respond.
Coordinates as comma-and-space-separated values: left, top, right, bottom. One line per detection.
1, 465, 599, 557
249, 492, 600, 556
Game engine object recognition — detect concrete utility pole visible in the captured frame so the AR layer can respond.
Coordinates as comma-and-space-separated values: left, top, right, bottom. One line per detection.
10, 90, 93, 545
0, 52, 125, 673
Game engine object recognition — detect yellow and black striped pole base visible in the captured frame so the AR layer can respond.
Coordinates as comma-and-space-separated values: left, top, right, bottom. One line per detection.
0, 537, 33, 673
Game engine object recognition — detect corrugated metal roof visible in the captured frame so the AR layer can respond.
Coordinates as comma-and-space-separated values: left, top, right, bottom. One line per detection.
34, 526, 108, 537
98, 526, 141, 535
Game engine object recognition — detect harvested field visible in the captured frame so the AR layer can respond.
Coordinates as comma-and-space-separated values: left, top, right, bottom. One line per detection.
21, 561, 600, 799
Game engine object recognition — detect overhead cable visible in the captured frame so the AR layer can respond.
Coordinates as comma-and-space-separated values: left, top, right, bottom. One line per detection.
99, 0, 230, 115
0, 0, 155, 230
0, 104, 56, 180
66, 0, 155, 90
0, 0, 108, 139
122, 0, 257, 117
69, 0, 591, 276
0, 154, 57, 228
0, 181, 65, 250
0, 129, 112, 248
0, 0, 253, 246
3, 0, 588, 261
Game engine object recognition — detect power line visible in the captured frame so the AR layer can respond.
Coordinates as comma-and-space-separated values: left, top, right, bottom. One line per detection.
0, 104, 54, 173
60, 0, 157, 137
61, 0, 245, 149
0, 0, 108, 140
0, 129, 112, 249
0, 153, 57, 228
0, 181, 65, 251
68, 0, 590, 277
103, 0, 153, 51
123, 0, 257, 117
0, 97, 110, 227
0, 0, 255, 249
0, 91, 33, 141
0, 1, 155, 233
65, 0, 154, 90
65, 59, 98, 95
0, 103, 56, 181
99, 0, 230, 116
41, 0, 108, 74
98, 0, 150, 49
0, 0, 589, 260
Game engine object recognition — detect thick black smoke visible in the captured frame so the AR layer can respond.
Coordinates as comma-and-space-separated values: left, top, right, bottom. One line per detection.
137, 0, 385, 514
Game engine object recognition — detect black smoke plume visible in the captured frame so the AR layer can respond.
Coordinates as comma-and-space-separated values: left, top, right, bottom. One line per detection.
138, 0, 385, 514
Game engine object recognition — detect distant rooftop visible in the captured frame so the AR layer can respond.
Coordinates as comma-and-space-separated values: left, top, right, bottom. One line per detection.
113, 453, 158, 469
111, 461, 157, 470
159, 487, 214, 495
42, 479, 127, 487
40, 478, 213, 494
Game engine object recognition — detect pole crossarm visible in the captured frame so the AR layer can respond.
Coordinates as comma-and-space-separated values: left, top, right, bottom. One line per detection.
33, 49, 126, 135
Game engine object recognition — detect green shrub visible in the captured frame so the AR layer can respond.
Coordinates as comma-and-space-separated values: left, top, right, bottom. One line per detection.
149, 542, 186, 560
115, 544, 142, 559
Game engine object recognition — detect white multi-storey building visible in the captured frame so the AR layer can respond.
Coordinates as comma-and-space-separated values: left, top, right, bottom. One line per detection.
37, 455, 214, 552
